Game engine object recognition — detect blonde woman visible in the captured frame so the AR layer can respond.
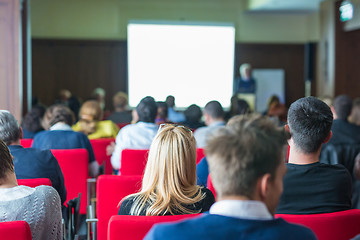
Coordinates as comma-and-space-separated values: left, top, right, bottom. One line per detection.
118, 124, 215, 216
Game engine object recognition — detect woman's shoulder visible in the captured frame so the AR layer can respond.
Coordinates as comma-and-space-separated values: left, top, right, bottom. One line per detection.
118, 195, 139, 215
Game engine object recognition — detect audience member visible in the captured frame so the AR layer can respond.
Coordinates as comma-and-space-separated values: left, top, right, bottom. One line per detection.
21, 104, 46, 138
145, 114, 315, 240
107, 91, 132, 124
320, 95, 360, 209
32, 104, 99, 177
91, 87, 106, 110
235, 63, 256, 94
155, 101, 170, 125
165, 95, 185, 123
225, 96, 250, 121
194, 101, 225, 148
109, 96, 158, 171
0, 110, 67, 205
118, 124, 215, 215
55, 89, 81, 121
277, 96, 352, 214
72, 100, 119, 139
0, 139, 63, 239
180, 104, 205, 130
349, 98, 360, 126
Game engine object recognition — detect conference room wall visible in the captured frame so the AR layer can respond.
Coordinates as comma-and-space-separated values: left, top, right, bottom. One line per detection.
32, 39, 312, 110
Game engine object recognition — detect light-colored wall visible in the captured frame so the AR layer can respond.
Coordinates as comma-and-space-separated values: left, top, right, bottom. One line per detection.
31, 0, 319, 43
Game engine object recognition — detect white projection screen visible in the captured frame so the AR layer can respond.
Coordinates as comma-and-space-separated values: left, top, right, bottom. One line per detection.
127, 21, 235, 108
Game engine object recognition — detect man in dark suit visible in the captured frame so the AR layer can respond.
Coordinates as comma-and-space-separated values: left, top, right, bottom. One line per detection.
0, 110, 66, 205
145, 114, 316, 240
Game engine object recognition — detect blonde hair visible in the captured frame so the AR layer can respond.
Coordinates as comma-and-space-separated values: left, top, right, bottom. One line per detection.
79, 100, 103, 121
125, 124, 204, 216
113, 92, 128, 109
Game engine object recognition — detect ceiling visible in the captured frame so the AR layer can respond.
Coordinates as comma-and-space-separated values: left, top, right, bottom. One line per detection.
247, 0, 324, 13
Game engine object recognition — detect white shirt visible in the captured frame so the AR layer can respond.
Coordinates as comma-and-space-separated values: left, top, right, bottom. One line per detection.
209, 200, 273, 220
111, 121, 158, 170
50, 122, 73, 131
194, 121, 226, 148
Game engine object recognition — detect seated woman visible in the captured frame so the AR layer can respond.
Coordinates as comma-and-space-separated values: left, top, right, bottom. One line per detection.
21, 104, 46, 139
32, 104, 99, 177
73, 100, 119, 139
118, 124, 215, 216
0, 139, 62, 239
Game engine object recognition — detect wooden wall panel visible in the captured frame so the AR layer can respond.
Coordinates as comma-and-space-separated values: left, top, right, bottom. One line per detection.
335, 1, 360, 98
32, 39, 308, 110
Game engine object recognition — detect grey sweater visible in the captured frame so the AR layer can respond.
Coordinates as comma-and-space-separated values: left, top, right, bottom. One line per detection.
0, 185, 62, 240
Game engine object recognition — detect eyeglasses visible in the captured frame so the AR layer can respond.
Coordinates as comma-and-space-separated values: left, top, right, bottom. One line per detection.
158, 123, 193, 134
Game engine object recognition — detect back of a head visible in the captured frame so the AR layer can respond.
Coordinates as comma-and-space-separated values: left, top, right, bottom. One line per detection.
156, 101, 168, 119
184, 104, 202, 122
236, 99, 250, 115
0, 139, 15, 180
206, 114, 289, 199
79, 100, 103, 121
136, 97, 157, 123
113, 92, 128, 110
349, 98, 360, 125
204, 101, 224, 119
165, 95, 175, 108
0, 111, 21, 145
333, 95, 353, 120
42, 104, 75, 130
288, 96, 333, 153
22, 105, 46, 133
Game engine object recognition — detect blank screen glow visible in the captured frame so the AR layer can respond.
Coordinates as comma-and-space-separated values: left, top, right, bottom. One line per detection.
127, 22, 235, 108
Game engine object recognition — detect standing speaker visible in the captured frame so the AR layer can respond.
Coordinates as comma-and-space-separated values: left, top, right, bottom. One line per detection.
304, 43, 315, 82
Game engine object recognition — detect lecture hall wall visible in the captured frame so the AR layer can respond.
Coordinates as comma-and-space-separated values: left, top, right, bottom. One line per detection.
31, 0, 320, 110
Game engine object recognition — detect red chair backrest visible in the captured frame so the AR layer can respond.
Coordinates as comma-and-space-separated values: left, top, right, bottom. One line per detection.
20, 139, 33, 148
17, 178, 52, 188
51, 149, 88, 214
0, 221, 32, 240
276, 209, 360, 240
96, 175, 142, 240
196, 148, 205, 164
206, 174, 217, 200
108, 214, 201, 240
90, 138, 115, 174
116, 123, 129, 129
120, 149, 149, 175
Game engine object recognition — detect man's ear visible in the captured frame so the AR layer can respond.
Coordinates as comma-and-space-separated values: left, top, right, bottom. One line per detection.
284, 124, 290, 133
323, 130, 332, 144
259, 173, 272, 201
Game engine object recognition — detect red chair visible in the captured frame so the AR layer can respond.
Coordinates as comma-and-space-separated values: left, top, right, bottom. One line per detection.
116, 123, 129, 129
96, 175, 142, 240
90, 138, 115, 175
51, 149, 89, 214
196, 148, 205, 164
120, 149, 149, 175
206, 174, 217, 200
20, 139, 33, 148
0, 221, 32, 240
17, 178, 52, 187
276, 209, 360, 240
108, 214, 201, 240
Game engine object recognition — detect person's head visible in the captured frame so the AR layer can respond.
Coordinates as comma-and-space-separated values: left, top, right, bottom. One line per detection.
206, 114, 289, 215
92, 88, 106, 109
156, 101, 168, 120
78, 100, 103, 135
349, 98, 360, 126
0, 111, 22, 145
42, 104, 75, 130
332, 95, 353, 120
22, 105, 46, 133
59, 89, 71, 102
204, 101, 224, 125
267, 95, 280, 108
129, 124, 202, 215
113, 92, 128, 111
165, 95, 175, 108
239, 63, 252, 79
184, 104, 202, 123
0, 139, 15, 182
288, 96, 333, 153
136, 96, 158, 123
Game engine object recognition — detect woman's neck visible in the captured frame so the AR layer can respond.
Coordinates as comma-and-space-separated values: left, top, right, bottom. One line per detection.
0, 172, 18, 189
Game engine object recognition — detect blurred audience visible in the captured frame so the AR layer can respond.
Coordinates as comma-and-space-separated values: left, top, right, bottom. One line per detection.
165, 95, 185, 123
55, 89, 81, 121
21, 104, 46, 138
180, 104, 205, 130
155, 101, 170, 125
107, 92, 132, 124
349, 98, 360, 126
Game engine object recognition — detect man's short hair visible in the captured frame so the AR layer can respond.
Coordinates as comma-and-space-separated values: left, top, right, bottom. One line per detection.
333, 95, 353, 120
136, 96, 158, 123
206, 114, 289, 199
288, 96, 333, 153
204, 101, 224, 119
0, 110, 21, 145
0, 139, 14, 179
165, 95, 175, 108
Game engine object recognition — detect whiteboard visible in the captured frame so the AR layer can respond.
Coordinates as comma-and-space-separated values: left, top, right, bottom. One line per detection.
252, 69, 285, 113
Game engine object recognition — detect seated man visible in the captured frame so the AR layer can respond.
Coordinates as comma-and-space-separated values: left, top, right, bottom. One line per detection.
194, 100, 226, 148
109, 96, 158, 172
0, 110, 66, 205
145, 114, 316, 240
277, 96, 352, 214
0, 139, 63, 239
